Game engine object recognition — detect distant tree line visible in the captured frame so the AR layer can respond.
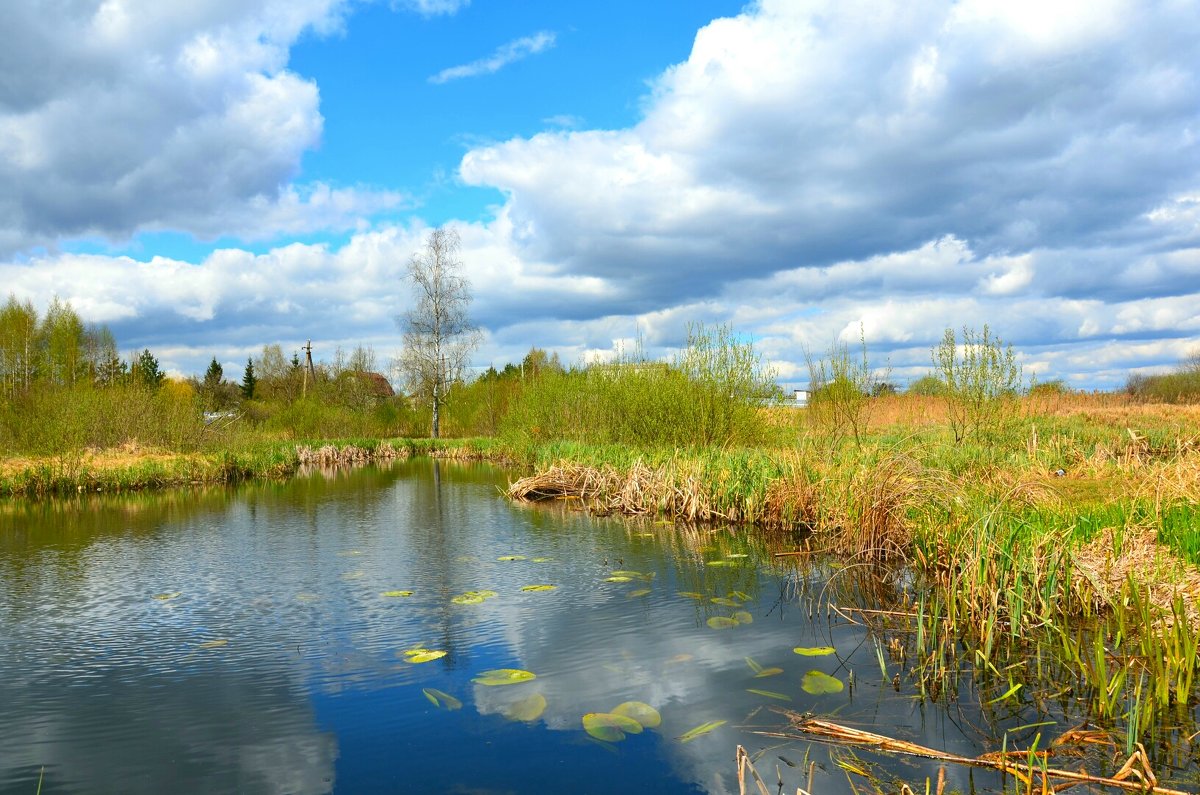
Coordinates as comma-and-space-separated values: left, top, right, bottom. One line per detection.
1125, 350, 1200, 404
0, 294, 170, 397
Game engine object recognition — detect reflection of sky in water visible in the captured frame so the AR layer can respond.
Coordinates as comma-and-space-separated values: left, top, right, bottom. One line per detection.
5, 461, 1181, 794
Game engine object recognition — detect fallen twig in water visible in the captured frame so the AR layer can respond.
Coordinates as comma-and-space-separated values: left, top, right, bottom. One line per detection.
757, 714, 1192, 795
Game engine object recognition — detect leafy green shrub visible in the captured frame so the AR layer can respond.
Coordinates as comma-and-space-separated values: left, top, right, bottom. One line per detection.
932, 325, 1023, 444
0, 382, 206, 454
500, 324, 775, 448
1125, 353, 1200, 404
907, 374, 946, 396
806, 328, 885, 447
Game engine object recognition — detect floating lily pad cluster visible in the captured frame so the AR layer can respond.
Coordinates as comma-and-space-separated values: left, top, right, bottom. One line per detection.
451, 590, 499, 605
745, 657, 783, 677
472, 668, 537, 686
581, 701, 661, 742
791, 647, 844, 694
402, 646, 448, 664
801, 670, 844, 694
604, 569, 654, 584
503, 692, 547, 722
706, 591, 754, 629
422, 688, 462, 710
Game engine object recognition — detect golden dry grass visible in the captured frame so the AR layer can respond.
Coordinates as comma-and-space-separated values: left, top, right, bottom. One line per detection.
1075, 526, 1200, 622
0, 441, 203, 479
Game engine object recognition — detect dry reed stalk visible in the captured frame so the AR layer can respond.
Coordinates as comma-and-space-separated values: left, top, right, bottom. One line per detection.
735, 746, 772, 795
865, 394, 949, 429
761, 469, 819, 532
509, 460, 739, 523
504, 463, 624, 501
763, 715, 1190, 795
833, 454, 937, 561
295, 443, 412, 466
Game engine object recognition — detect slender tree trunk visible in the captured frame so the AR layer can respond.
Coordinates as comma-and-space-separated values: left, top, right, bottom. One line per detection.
431, 379, 440, 438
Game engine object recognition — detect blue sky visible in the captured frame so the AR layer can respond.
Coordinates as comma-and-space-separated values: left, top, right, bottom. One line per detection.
2, 0, 1198, 389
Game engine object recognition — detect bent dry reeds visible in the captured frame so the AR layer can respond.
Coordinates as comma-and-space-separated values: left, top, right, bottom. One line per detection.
760, 714, 1191, 795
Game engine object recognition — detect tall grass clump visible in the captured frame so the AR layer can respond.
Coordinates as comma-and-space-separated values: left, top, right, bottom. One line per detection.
500, 324, 776, 449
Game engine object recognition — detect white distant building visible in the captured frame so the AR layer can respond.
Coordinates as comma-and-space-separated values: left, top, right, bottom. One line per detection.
792, 388, 810, 405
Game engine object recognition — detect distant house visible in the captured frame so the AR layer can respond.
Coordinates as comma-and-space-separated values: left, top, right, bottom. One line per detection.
354, 371, 395, 399
792, 388, 810, 405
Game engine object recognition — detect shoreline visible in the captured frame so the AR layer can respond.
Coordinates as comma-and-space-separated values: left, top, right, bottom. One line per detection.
0, 438, 501, 498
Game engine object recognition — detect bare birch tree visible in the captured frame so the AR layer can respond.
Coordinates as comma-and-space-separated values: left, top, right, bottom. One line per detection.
397, 228, 481, 438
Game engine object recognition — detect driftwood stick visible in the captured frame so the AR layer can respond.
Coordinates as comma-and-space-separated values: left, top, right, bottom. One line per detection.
760, 716, 1192, 795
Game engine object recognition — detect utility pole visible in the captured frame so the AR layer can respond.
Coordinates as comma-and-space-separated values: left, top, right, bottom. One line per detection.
302, 340, 315, 398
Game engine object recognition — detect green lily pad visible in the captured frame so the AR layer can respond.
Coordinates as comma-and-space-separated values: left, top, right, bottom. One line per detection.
627, 588, 652, 598
520, 584, 557, 592
746, 688, 792, 701
473, 668, 537, 686
404, 649, 447, 663
705, 560, 735, 567
801, 670, 844, 695
532, 557, 553, 563
497, 555, 527, 561
153, 592, 181, 600
745, 657, 763, 673
609, 570, 645, 578
710, 597, 740, 607
677, 720, 726, 742
793, 646, 837, 656
504, 692, 547, 722
381, 590, 414, 597
730, 590, 752, 601
198, 639, 228, 649
755, 667, 784, 678
604, 576, 633, 583
678, 592, 705, 599
452, 590, 498, 605
611, 701, 661, 729
422, 688, 462, 710
336, 550, 363, 557
582, 712, 642, 742
706, 616, 738, 629
732, 610, 753, 624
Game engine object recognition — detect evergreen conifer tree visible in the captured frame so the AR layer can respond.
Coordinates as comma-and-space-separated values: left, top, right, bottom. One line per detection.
241, 357, 257, 399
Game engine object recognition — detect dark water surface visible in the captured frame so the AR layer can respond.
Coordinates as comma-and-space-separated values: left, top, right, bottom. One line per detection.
0, 460, 1194, 794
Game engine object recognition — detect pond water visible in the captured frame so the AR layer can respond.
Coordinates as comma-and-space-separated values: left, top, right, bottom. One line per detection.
0, 459, 1196, 794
